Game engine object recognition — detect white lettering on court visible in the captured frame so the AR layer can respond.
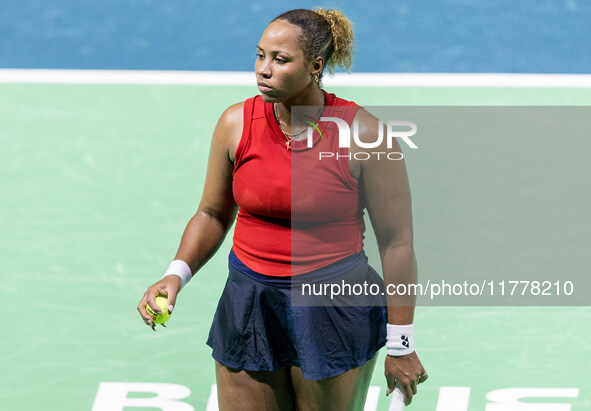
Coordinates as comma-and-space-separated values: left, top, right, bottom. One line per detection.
92, 382, 194, 411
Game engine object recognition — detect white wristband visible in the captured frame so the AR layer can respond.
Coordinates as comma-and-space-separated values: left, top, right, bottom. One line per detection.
386, 323, 415, 356
162, 260, 192, 289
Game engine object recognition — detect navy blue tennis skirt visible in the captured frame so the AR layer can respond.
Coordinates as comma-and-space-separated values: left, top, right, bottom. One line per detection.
206, 249, 387, 380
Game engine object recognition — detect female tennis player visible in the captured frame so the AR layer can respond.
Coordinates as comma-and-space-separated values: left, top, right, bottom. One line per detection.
138, 8, 427, 410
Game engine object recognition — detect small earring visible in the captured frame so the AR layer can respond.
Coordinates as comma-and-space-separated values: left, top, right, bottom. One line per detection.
313, 74, 319, 83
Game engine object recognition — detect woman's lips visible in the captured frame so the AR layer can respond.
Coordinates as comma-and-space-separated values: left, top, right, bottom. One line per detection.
258, 83, 273, 92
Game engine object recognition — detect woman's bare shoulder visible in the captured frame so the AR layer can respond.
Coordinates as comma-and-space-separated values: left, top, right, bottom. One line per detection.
350, 107, 384, 149
353, 107, 379, 129
211, 101, 246, 162
217, 101, 245, 131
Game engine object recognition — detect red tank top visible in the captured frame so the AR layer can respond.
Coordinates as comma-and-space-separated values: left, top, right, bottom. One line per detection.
232, 91, 365, 276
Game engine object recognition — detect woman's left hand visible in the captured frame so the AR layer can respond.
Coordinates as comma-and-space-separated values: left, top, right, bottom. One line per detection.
384, 351, 428, 406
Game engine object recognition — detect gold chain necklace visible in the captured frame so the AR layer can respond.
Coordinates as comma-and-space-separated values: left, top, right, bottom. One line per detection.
273, 95, 325, 150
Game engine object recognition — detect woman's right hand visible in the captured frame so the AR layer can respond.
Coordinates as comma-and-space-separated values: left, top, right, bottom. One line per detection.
137, 275, 182, 330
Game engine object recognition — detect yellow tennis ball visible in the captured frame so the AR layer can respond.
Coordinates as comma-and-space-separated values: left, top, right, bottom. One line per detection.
146, 294, 171, 324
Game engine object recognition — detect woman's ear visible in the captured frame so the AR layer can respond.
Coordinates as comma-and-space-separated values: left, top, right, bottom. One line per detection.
311, 56, 324, 76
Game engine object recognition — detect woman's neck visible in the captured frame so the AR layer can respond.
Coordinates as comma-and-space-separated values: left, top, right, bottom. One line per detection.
275, 86, 325, 128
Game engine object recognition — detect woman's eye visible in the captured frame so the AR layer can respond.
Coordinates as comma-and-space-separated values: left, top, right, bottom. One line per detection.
275, 58, 285, 64
255, 53, 264, 59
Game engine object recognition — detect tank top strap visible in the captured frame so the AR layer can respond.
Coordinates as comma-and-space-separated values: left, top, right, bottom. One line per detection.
234, 96, 264, 173
323, 93, 361, 189
326, 94, 360, 125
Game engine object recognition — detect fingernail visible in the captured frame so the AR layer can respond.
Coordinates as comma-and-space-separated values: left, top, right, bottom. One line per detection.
168, 305, 174, 314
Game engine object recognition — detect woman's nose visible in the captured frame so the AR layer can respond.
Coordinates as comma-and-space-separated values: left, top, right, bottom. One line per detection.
256, 58, 271, 78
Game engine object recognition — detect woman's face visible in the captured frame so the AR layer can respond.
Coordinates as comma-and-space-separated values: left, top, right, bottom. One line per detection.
255, 19, 315, 103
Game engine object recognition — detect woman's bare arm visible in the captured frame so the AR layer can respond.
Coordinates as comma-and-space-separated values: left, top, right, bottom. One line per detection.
173, 102, 244, 272
353, 108, 426, 405
353, 108, 416, 319
137, 102, 243, 327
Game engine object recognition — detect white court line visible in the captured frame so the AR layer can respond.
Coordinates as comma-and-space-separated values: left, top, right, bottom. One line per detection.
1, 69, 591, 87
